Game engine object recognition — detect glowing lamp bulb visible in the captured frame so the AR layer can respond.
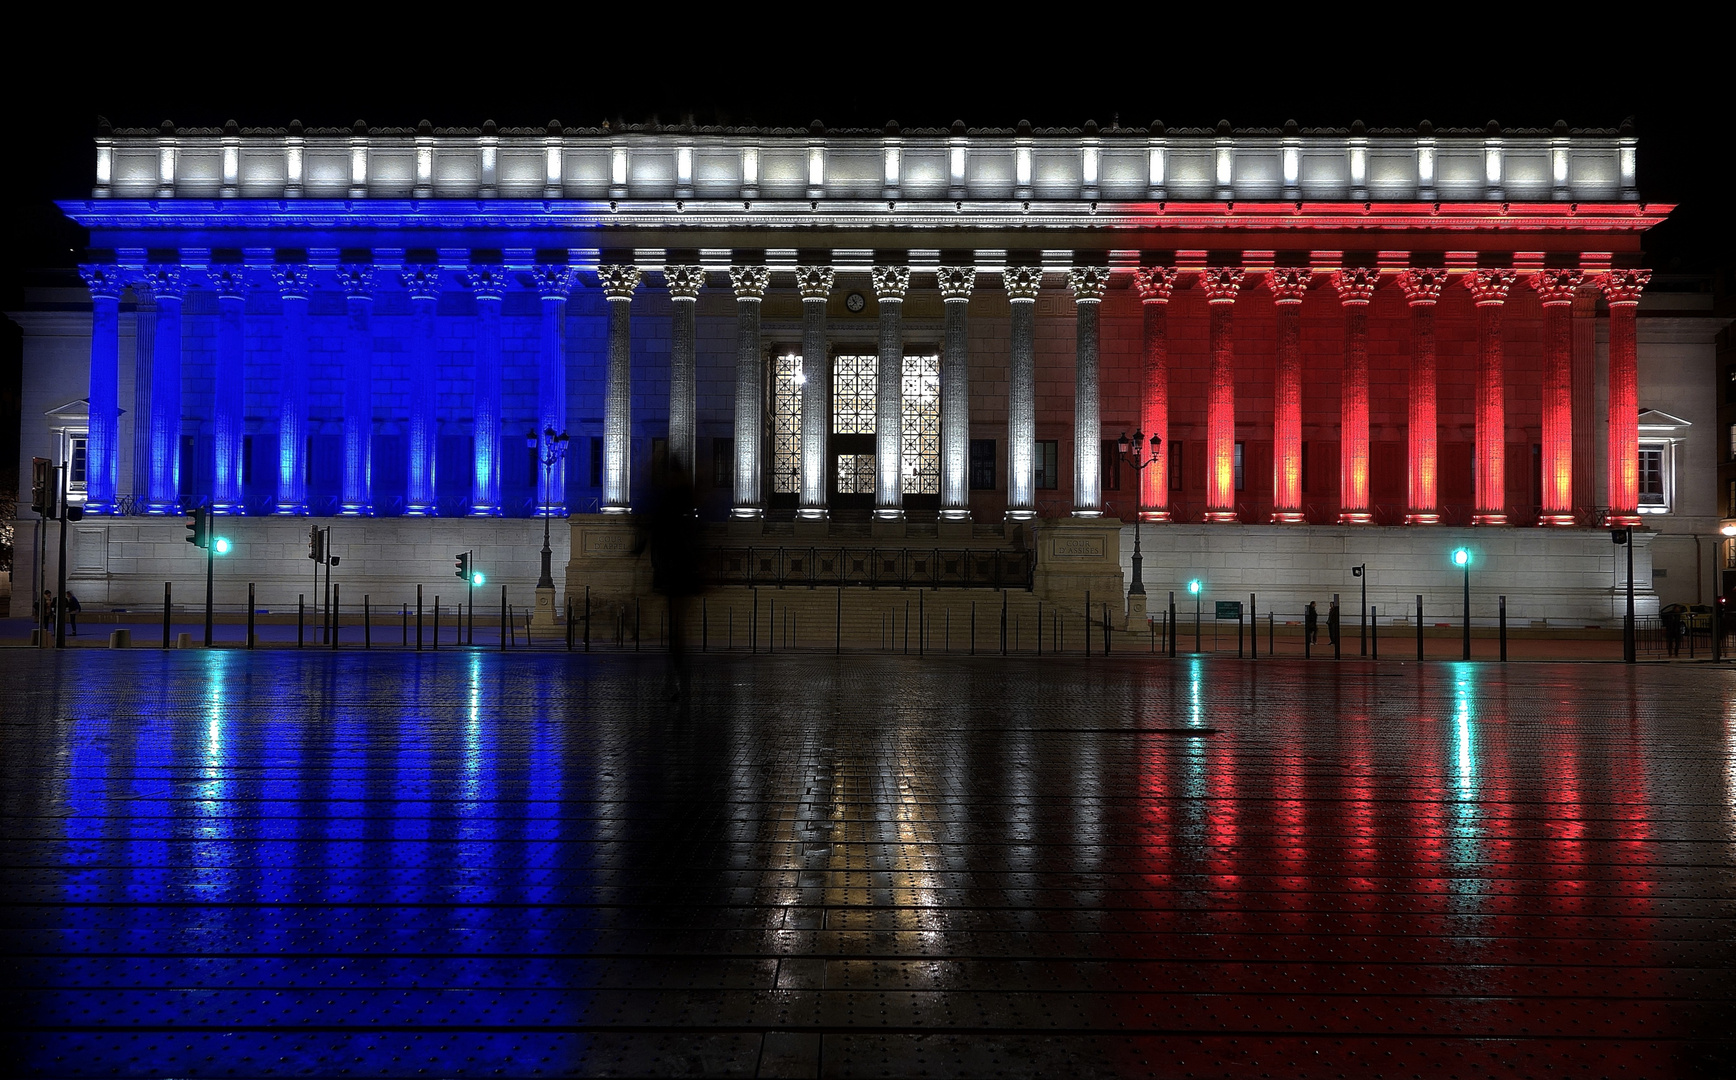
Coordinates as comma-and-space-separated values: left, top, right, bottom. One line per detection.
1722, 525, 1736, 537
472, 572, 485, 586
1452, 547, 1470, 567
1188, 579, 1201, 595
213, 537, 231, 555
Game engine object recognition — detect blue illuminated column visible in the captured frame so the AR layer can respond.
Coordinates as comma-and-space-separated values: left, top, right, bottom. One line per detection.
937, 266, 976, 520
728, 265, 770, 518
597, 264, 641, 513
335, 263, 376, 515
209, 267, 247, 514
1003, 266, 1042, 520
665, 264, 704, 481
871, 264, 907, 520
466, 264, 509, 516
142, 264, 185, 514
534, 265, 579, 514
78, 265, 124, 514
272, 265, 311, 514
794, 264, 835, 520
1068, 265, 1109, 518
401, 265, 441, 515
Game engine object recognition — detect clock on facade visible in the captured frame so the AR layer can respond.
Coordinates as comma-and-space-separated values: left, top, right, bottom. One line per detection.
844, 291, 866, 312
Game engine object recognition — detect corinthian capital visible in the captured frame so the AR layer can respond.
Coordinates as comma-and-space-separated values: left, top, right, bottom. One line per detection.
1264, 267, 1310, 304
936, 266, 976, 301
1066, 266, 1110, 303
1395, 268, 1448, 306
400, 265, 442, 300
1465, 268, 1517, 306
596, 264, 641, 300
333, 264, 376, 298
870, 265, 910, 302
664, 265, 705, 301
531, 265, 580, 300
462, 265, 510, 299
1002, 266, 1043, 301
1599, 268, 1650, 306
79, 264, 125, 299
1132, 266, 1179, 303
1331, 267, 1380, 305
270, 264, 311, 299
208, 266, 249, 299
793, 265, 835, 301
728, 265, 770, 300
139, 264, 186, 299
1199, 266, 1244, 304
1528, 268, 1583, 306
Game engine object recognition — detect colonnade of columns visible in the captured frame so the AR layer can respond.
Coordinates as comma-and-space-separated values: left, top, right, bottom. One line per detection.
74, 258, 1652, 528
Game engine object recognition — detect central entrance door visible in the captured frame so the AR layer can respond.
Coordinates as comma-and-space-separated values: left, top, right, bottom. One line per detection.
829, 353, 878, 517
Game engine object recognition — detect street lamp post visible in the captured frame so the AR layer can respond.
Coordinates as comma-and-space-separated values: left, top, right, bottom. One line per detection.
1452, 547, 1471, 660
1613, 527, 1636, 663
1117, 431, 1164, 619
1189, 578, 1202, 654
528, 427, 569, 629
1352, 563, 1367, 655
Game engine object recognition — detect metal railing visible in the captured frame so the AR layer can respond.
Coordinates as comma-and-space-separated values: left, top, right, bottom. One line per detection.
706, 547, 1032, 590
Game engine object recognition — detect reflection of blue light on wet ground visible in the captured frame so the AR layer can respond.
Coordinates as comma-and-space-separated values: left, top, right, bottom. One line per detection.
8, 651, 1734, 1078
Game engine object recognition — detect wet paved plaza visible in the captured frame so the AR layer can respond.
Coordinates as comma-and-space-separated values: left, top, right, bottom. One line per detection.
3, 650, 1734, 1079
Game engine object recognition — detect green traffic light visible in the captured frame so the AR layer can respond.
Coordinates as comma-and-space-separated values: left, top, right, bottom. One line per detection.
213, 537, 231, 555
1188, 579, 1201, 595
472, 572, 485, 586
1452, 547, 1471, 567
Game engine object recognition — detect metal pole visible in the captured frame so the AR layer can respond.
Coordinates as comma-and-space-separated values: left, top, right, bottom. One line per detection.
1416, 594, 1424, 662
1194, 591, 1201, 655
203, 526, 214, 648
1168, 592, 1176, 658
164, 582, 172, 648
54, 466, 70, 649
364, 595, 371, 650
467, 568, 474, 646
1332, 592, 1341, 661
1237, 608, 1243, 658
322, 527, 332, 645
298, 594, 305, 649
1498, 595, 1507, 662
402, 603, 407, 646
1360, 565, 1367, 656
1249, 593, 1257, 659
432, 595, 439, 650
247, 583, 255, 649
1268, 611, 1274, 656
331, 583, 340, 650
1372, 605, 1378, 660
501, 586, 508, 652
416, 584, 424, 650
1625, 534, 1636, 663
1462, 561, 1472, 661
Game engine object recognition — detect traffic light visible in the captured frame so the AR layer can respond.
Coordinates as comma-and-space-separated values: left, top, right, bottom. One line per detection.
30, 458, 56, 517
456, 552, 470, 580
213, 536, 231, 555
308, 527, 324, 563
185, 507, 208, 549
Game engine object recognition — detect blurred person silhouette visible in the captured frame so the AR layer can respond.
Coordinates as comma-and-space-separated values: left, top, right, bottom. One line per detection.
1304, 601, 1318, 646
63, 591, 81, 636
639, 464, 705, 710
1327, 599, 1340, 648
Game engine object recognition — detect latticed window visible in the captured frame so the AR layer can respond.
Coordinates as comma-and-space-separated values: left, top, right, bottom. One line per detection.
833, 354, 877, 435
835, 453, 875, 494
772, 353, 803, 494
901, 354, 940, 495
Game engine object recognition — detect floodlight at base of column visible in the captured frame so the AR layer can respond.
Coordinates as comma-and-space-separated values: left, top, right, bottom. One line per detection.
1337, 511, 1373, 525
729, 507, 762, 519
1539, 513, 1577, 527
1204, 510, 1239, 523
1404, 512, 1441, 525
1472, 513, 1509, 526
1139, 511, 1171, 523
1071, 509, 1102, 519
1004, 509, 1035, 521
1270, 510, 1306, 524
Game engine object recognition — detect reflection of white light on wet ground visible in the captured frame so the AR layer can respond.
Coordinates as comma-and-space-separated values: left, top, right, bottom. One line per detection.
1450, 665, 1484, 907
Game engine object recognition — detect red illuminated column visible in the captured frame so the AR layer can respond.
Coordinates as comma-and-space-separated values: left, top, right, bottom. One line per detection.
1332, 268, 1380, 524
1266, 267, 1310, 523
1466, 269, 1516, 526
1133, 267, 1178, 521
1201, 267, 1244, 522
1602, 269, 1649, 526
1530, 269, 1582, 525
1397, 269, 1447, 524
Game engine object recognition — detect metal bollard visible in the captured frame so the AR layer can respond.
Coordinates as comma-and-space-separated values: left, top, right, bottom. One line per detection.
1372, 605, 1379, 660
247, 584, 256, 649
1499, 595, 1507, 662
298, 594, 305, 649
1416, 595, 1424, 662
432, 596, 439, 650
402, 603, 408, 647
332, 584, 340, 650
364, 595, 371, 650
417, 584, 424, 651
1249, 593, 1258, 659
163, 582, 172, 649
500, 586, 508, 652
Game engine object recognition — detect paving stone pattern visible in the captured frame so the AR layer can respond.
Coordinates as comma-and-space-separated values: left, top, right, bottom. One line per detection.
2, 651, 1734, 1078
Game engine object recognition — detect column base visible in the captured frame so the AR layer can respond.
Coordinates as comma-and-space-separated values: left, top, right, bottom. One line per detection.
938, 508, 971, 522
730, 507, 763, 520
210, 503, 243, 516
530, 585, 562, 630
1204, 510, 1239, 523
1337, 511, 1373, 525
600, 505, 631, 515
402, 505, 434, 517
144, 503, 182, 516
1270, 510, 1306, 524
1608, 512, 1642, 527
1139, 510, 1171, 523
1538, 512, 1577, 527
873, 508, 905, 521
468, 506, 503, 518
1472, 513, 1509, 526
1005, 508, 1036, 522
1071, 509, 1102, 519
1404, 512, 1441, 525
533, 507, 569, 519
795, 507, 828, 521
338, 505, 374, 517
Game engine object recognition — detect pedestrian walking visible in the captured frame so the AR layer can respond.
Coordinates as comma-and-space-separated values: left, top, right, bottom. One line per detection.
63, 591, 81, 636
1305, 601, 1319, 646
42, 590, 55, 635
1660, 606, 1684, 657
1327, 600, 1340, 647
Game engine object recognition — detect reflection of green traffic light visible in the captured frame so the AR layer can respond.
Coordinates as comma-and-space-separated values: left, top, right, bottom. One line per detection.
1452, 547, 1470, 567
472, 572, 485, 586
213, 537, 231, 555
1188, 579, 1201, 595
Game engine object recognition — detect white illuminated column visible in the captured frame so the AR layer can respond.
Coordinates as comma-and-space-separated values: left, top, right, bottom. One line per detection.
1003, 266, 1042, 520
336, 264, 376, 515
794, 265, 835, 519
466, 265, 508, 517
78, 265, 123, 514
665, 265, 704, 481
597, 264, 640, 513
728, 265, 771, 517
1068, 266, 1109, 517
210, 267, 247, 515
871, 265, 909, 520
938, 265, 976, 520
535, 265, 579, 514
401, 265, 441, 516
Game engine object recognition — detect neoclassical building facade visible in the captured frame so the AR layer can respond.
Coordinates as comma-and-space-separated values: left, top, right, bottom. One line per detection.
10, 117, 1726, 624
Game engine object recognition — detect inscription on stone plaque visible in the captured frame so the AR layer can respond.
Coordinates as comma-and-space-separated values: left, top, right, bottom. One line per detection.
579, 529, 638, 557
1052, 536, 1105, 558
